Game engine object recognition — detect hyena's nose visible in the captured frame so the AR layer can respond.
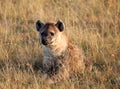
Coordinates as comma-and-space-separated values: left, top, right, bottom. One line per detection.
42, 39, 48, 45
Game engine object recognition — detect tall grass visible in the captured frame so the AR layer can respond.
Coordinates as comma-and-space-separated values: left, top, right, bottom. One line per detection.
0, 0, 120, 89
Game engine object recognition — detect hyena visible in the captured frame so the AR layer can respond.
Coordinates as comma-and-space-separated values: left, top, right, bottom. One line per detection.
35, 20, 85, 83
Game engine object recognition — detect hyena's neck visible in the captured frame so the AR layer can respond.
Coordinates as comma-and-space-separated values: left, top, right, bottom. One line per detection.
44, 33, 68, 57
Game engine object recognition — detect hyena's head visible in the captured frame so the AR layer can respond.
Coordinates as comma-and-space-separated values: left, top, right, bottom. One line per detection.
36, 20, 65, 46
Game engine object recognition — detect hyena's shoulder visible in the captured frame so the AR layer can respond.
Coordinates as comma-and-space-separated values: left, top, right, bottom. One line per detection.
67, 42, 84, 58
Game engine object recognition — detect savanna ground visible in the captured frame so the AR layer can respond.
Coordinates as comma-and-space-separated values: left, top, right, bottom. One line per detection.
0, 0, 120, 89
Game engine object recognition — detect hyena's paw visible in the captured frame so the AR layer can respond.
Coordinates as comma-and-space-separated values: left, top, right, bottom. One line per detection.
41, 74, 54, 84
41, 73, 47, 81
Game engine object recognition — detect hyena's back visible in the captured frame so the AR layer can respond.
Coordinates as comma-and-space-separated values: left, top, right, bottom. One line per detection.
64, 42, 85, 74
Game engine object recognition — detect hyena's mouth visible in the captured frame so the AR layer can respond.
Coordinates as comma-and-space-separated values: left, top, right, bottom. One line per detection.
42, 40, 54, 46
42, 40, 48, 45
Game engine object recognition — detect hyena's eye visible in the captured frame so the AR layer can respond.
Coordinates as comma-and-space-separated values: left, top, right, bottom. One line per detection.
50, 32, 54, 36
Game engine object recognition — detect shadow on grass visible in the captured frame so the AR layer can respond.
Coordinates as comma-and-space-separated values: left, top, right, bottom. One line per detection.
0, 56, 43, 74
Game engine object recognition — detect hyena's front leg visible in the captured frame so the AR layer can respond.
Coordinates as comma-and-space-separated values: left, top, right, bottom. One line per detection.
44, 59, 69, 83
49, 61, 70, 83
42, 59, 69, 84
41, 57, 53, 83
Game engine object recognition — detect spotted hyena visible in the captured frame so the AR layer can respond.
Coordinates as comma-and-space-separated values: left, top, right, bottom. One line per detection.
35, 20, 85, 83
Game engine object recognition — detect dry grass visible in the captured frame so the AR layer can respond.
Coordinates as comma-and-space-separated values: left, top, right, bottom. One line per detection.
0, 0, 120, 89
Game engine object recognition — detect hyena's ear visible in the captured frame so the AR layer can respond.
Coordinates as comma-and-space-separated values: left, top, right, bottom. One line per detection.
55, 20, 65, 32
36, 20, 44, 32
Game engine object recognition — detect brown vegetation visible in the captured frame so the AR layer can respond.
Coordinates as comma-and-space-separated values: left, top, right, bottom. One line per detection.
0, 0, 120, 89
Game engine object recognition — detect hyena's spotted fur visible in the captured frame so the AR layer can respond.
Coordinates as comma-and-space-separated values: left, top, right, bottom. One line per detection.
36, 20, 85, 83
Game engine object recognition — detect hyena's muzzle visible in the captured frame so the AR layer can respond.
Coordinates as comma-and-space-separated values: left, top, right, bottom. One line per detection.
40, 31, 54, 45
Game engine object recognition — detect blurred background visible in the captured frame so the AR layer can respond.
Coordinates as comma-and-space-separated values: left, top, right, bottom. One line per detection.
0, 0, 120, 89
